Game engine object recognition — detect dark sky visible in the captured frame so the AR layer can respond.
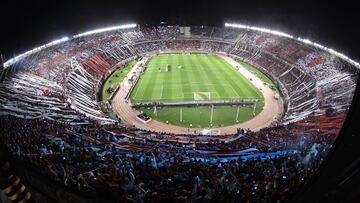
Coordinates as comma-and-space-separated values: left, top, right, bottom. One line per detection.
1, 0, 359, 62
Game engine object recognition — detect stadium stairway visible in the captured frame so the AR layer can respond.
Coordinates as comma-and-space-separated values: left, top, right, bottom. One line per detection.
0, 151, 33, 203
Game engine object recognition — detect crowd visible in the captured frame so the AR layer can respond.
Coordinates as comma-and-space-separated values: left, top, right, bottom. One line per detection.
1, 25, 357, 125
0, 113, 339, 202
0, 25, 357, 202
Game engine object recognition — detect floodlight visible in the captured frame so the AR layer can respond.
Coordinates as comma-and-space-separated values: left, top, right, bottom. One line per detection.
225, 22, 360, 69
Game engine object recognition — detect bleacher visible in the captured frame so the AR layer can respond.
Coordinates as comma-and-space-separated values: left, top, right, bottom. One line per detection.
0, 25, 358, 202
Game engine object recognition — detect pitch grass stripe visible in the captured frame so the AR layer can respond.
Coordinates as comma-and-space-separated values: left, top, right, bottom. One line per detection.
134, 60, 153, 100
178, 55, 193, 101
178, 55, 192, 101
217, 56, 263, 99
163, 56, 173, 102
148, 57, 167, 99
216, 55, 262, 98
202, 55, 242, 98
195, 55, 221, 96
128, 53, 266, 128
141, 58, 161, 101
193, 55, 215, 94
216, 56, 255, 98
190, 54, 209, 93
153, 56, 180, 101
130, 54, 263, 103
206, 56, 246, 98
183, 55, 204, 95
211, 56, 260, 98
132, 78, 143, 102
181, 55, 199, 93
197, 55, 233, 99
154, 57, 168, 101
132, 74, 150, 102
213, 56, 251, 97
162, 56, 182, 101
154, 56, 171, 100
190, 55, 213, 93
174, 55, 185, 101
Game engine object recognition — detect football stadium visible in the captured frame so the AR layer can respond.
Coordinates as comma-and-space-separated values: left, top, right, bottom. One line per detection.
0, 18, 359, 202
129, 53, 266, 128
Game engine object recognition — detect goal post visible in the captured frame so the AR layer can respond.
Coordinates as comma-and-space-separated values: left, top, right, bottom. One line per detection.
194, 92, 211, 101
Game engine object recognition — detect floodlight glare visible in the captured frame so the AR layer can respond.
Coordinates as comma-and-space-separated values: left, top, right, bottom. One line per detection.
2, 23, 137, 68
225, 23, 293, 39
225, 22, 360, 69
3, 36, 69, 68
73, 23, 137, 38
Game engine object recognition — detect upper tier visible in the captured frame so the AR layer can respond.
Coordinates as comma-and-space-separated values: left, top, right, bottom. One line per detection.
0, 25, 358, 126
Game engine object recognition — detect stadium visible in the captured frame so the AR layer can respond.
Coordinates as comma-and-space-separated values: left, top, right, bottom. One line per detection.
0, 14, 359, 203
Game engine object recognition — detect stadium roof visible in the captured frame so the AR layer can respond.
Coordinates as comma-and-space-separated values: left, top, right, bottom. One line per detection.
2, 23, 137, 68
225, 23, 360, 69
2, 23, 359, 69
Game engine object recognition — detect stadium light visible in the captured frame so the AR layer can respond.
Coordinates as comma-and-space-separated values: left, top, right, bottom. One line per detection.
225, 22, 360, 69
3, 23, 137, 68
3, 37, 69, 68
299, 38, 312, 44
225, 23, 294, 39
73, 23, 137, 38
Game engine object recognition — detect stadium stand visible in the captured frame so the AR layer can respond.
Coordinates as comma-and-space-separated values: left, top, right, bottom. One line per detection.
0, 25, 358, 202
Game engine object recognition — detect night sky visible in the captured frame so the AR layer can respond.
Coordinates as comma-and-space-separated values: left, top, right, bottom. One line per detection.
1, 1, 360, 198
1, 0, 359, 62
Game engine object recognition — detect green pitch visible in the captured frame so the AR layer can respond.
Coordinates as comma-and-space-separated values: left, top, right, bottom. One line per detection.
129, 53, 265, 128
102, 61, 136, 102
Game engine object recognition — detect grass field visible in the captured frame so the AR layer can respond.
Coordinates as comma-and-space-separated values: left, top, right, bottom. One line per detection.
102, 61, 136, 102
129, 54, 265, 128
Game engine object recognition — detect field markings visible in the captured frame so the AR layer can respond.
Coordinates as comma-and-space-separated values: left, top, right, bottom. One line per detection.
133, 95, 257, 102
134, 96, 193, 102
211, 56, 258, 98
113, 54, 276, 131
202, 55, 242, 98
134, 92, 252, 102
198, 55, 235, 98
131, 79, 143, 101
131, 54, 263, 104
227, 84, 241, 98
174, 55, 184, 100
160, 85, 164, 99
170, 83, 232, 87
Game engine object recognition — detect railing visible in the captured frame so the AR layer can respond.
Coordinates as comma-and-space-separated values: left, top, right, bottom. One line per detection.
132, 99, 258, 108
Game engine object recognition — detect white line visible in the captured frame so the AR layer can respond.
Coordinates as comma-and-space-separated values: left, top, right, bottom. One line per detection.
134, 56, 260, 101
210, 105, 214, 123
131, 79, 142, 100
160, 85, 163, 99
133, 96, 258, 102
167, 83, 229, 87
180, 108, 182, 122
235, 106, 240, 121
227, 84, 242, 98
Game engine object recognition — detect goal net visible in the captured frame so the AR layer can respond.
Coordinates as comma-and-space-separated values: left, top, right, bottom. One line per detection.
194, 92, 211, 101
